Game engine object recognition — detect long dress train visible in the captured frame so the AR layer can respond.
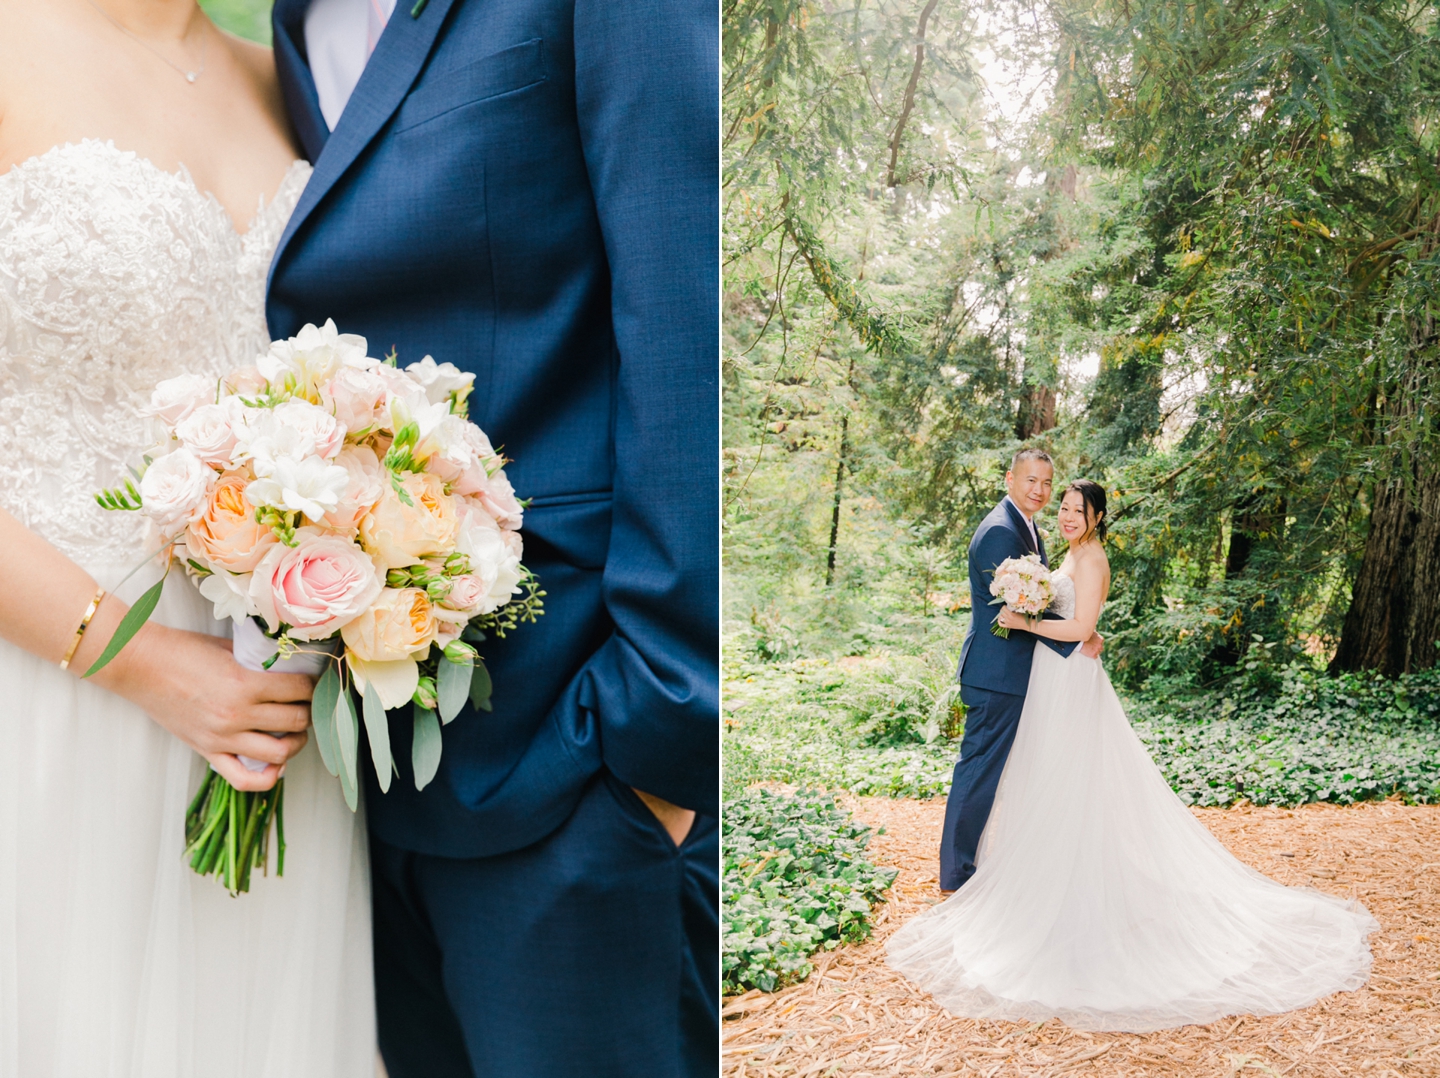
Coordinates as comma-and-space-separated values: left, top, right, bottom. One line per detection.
887, 574, 1376, 1032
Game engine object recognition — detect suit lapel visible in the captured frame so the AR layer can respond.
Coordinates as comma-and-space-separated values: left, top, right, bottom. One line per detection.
271, 0, 328, 162
269, 0, 462, 290
1002, 498, 1038, 556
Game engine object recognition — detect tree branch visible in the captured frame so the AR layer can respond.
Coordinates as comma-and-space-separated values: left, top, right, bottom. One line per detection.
885, 0, 941, 189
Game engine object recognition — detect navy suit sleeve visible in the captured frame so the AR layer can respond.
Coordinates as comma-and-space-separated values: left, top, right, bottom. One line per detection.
569, 0, 718, 815
969, 526, 1019, 634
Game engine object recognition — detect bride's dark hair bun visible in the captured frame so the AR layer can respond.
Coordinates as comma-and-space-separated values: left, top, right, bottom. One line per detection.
1064, 480, 1108, 542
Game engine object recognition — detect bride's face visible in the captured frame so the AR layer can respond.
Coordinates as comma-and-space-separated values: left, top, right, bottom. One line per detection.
1058, 491, 1094, 543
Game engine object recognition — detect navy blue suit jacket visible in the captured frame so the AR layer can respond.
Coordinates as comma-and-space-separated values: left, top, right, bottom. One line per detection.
956, 499, 1077, 696
267, 0, 718, 857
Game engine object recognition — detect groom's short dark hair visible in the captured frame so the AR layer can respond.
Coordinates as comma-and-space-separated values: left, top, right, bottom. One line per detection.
1010, 448, 1054, 472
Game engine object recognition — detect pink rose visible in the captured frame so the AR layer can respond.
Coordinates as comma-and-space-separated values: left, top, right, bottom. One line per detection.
439, 573, 487, 613
222, 365, 269, 396
320, 366, 388, 436
249, 531, 384, 641
139, 447, 214, 537
324, 445, 387, 533
475, 468, 523, 530
273, 399, 346, 460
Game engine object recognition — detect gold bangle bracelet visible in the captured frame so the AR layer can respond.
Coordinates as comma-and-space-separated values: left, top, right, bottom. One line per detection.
59, 587, 107, 671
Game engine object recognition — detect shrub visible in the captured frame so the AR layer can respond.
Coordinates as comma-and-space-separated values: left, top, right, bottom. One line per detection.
722, 789, 897, 994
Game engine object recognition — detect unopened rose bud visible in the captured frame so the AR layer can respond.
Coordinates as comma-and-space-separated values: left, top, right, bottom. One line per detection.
443, 640, 478, 664
412, 676, 438, 710
427, 578, 453, 602
386, 568, 412, 588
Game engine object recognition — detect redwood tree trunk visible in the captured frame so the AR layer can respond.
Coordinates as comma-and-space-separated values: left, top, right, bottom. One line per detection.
1333, 296, 1440, 676
1331, 464, 1440, 675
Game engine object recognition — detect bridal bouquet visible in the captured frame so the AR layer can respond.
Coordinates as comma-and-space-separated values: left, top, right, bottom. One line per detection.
93, 321, 542, 893
987, 553, 1053, 638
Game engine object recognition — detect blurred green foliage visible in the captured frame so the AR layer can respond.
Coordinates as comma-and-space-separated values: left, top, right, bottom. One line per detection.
201, 0, 271, 45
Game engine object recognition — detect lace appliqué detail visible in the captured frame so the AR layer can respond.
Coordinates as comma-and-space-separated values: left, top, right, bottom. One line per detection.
1050, 573, 1077, 620
0, 140, 310, 563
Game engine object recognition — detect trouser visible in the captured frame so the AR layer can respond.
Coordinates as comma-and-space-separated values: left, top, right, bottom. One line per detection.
371, 769, 718, 1078
939, 684, 1026, 891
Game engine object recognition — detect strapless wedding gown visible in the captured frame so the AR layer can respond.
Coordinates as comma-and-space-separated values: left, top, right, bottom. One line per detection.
0, 141, 374, 1076
888, 574, 1376, 1032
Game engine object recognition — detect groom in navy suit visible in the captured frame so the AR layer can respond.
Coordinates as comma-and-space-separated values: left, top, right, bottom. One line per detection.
941, 450, 1099, 892
264, 1, 717, 1075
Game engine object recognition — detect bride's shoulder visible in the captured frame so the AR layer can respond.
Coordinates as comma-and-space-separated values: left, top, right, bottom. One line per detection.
1068, 542, 1110, 582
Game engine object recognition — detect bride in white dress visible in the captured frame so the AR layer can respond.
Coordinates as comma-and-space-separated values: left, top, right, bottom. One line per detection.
888, 481, 1376, 1032
0, 2, 373, 1074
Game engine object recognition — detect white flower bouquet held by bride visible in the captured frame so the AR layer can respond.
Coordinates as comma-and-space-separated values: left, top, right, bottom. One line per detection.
987, 553, 1053, 638
91, 320, 544, 894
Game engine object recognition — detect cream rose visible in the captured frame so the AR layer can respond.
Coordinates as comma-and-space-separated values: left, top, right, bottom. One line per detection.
455, 506, 523, 613
146, 374, 214, 426
249, 531, 384, 641
324, 445, 387, 533
222, 365, 269, 396
187, 472, 280, 572
359, 471, 458, 569
340, 587, 437, 662
140, 448, 213, 536
174, 401, 241, 467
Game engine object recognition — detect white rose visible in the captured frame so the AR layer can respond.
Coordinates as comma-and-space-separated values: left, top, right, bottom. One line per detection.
258, 320, 370, 399
140, 448, 214, 536
273, 399, 346, 460
174, 400, 243, 467
146, 374, 214, 427
245, 455, 351, 522
405, 355, 474, 405
455, 509, 523, 613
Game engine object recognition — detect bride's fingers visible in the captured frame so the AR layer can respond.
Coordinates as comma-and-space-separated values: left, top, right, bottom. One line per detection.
246, 670, 318, 704
207, 753, 283, 792
226, 730, 309, 766
248, 702, 313, 733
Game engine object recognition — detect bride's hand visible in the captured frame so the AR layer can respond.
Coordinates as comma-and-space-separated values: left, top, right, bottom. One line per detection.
996, 607, 1028, 631
88, 619, 312, 792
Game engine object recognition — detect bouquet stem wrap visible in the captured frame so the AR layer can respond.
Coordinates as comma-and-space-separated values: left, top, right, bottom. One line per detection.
184, 617, 339, 895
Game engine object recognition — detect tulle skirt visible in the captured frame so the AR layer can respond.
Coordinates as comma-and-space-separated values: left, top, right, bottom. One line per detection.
0, 560, 375, 1076
887, 645, 1377, 1032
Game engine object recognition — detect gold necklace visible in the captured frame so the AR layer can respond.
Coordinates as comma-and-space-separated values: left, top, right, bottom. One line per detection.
86, 0, 209, 84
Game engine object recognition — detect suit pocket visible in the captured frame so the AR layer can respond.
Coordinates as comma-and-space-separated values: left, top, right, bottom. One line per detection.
393, 38, 547, 133
523, 492, 612, 571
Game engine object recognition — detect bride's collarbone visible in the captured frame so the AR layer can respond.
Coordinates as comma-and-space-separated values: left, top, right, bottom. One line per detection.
0, 13, 298, 230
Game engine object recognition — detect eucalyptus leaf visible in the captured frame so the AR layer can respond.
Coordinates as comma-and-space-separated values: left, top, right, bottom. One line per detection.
311, 664, 341, 778
83, 572, 165, 677
362, 677, 394, 793
437, 655, 472, 723
469, 658, 493, 713
336, 688, 359, 811
411, 705, 443, 791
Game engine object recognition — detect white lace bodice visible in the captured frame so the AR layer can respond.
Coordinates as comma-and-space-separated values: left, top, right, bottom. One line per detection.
0, 140, 310, 563
1050, 572, 1077, 619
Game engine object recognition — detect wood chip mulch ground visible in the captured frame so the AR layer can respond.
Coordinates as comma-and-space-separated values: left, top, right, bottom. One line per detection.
722, 797, 1440, 1077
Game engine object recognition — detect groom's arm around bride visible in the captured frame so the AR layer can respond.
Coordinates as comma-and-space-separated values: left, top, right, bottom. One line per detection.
265, 0, 718, 1074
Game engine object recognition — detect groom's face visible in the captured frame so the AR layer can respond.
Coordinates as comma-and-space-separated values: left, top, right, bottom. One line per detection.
1005, 461, 1053, 518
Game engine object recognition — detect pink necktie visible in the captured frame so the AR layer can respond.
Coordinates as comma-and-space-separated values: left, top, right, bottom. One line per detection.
366, 0, 390, 58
